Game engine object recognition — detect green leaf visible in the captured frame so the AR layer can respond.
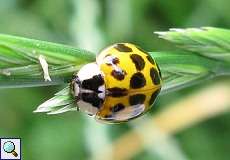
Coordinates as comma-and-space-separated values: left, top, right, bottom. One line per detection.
151, 51, 211, 94
152, 50, 230, 94
155, 27, 230, 62
0, 34, 96, 88
34, 86, 76, 114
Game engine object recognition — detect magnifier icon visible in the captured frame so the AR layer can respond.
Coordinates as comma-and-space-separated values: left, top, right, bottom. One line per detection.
3, 141, 18, 157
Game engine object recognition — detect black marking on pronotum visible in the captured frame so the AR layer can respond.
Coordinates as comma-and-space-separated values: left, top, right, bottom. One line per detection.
129, 94, 146, 105
107, 87, 128, 97
130, 54, 145, 71
146, 55, 155, 65
150, 67, 161, 85
149, 89, 161, 106
81, 74, 104, 92
130, 72, 146, 89
111, 103, 125, 112
156, 63, 162, 78
81, 92, 103, 108
114, 43, 132, 52
111, 70, 126, 80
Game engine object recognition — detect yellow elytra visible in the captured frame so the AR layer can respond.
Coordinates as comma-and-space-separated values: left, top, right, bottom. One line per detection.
95, 43, 162, 122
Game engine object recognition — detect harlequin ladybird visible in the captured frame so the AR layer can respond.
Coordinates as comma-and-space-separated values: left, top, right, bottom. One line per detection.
71, 43, 162, 123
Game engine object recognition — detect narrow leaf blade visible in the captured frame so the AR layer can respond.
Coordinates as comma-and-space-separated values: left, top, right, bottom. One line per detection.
155, 27, 230, 62
0, 34, 96, 88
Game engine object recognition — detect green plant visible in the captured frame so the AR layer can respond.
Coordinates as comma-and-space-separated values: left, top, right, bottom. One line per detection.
0, 27, 229, 113
0, 34, 95, 88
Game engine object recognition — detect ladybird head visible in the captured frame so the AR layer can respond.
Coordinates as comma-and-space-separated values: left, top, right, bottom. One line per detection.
71, 63, 105, 115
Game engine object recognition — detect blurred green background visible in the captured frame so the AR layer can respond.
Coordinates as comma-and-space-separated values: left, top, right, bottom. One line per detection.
0, 0, 229, 160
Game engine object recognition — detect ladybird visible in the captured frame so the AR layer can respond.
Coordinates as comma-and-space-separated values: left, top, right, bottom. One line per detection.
71, 43, 162, 123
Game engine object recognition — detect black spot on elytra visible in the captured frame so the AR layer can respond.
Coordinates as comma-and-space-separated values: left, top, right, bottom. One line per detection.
114, 43, 132, 52
81, 74, 104, 92
81, 92, 103, 108
150, 67, 161, 85
130, 72, 146, 89
105, 56, 120, 66
107, 87, 128, 97
111, 103, 125, 112
146, 55, 155, 65
112, 57, 120, 64
130, 54, 145, 71
111, 70, 126, 80
156, 63, 162, 78
129, 94, 146, 105
149, 89, 161, 106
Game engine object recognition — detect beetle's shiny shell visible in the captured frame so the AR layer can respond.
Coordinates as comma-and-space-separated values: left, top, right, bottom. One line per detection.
72, 43, 162, 123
